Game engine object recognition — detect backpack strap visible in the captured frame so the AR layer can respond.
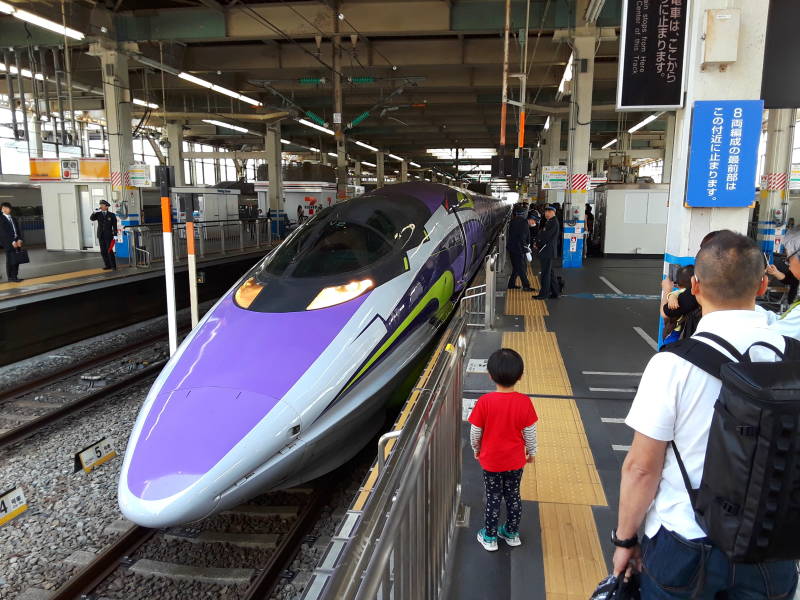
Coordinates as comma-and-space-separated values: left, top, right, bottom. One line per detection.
670, 441, 698, 505
693, 332, 744, 361
661, 335, 733, 379
783, 336, 800, 361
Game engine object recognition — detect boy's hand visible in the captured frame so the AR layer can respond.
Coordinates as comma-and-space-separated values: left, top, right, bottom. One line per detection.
474, 452, 480, 460
526, 454, 535, 464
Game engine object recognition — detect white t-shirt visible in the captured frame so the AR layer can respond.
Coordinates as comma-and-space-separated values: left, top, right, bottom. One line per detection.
625, 309, 786, 540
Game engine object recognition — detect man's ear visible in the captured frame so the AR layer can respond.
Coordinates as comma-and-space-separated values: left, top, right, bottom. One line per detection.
757, 274, 769, 297
691, 275, 700, 297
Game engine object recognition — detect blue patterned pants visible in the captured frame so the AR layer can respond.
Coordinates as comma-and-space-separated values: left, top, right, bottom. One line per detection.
482, 468, 523, 537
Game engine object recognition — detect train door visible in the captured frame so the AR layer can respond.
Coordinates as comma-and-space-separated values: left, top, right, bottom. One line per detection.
77, 185, 96, 249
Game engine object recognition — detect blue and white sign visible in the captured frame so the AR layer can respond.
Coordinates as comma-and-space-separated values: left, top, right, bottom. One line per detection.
686, 100, 763, 207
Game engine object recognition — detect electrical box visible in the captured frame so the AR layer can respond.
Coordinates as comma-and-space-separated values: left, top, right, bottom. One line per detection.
702, 9, 741, 66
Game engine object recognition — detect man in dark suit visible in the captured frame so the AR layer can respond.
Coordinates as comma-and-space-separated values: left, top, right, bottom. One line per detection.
0, 201, 24, 282
89, 200, 117, 270
506, 206, 533, 291
533, 205, 560, 299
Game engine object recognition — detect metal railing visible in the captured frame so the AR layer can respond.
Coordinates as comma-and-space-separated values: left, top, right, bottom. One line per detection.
125, 218, 281, 268
460, 254, 497, 329
305, 314, 467, 600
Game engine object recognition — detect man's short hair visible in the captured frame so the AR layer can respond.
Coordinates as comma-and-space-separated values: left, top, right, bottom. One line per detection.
487, 348, 524, 387
695, 230, 764, 305
784, 228, 800, 259
0, 202, 11, 209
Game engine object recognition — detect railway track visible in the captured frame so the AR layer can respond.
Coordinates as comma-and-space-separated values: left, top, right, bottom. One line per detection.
0, 332, 178, 449
50, 485, 332, 600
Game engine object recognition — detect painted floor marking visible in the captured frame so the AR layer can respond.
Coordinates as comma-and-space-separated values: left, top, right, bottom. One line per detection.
601, 418, 626, 424
612, 445, 632, 452
582, 371, 643, 376
633, 326, 659, 351
466, 358, 488, 373
589, 387, 637, 393
599, 276, 624, 295
461, 398, 478, 421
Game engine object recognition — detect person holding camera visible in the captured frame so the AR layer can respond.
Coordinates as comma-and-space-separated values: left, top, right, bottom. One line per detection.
90, 200, 118, 271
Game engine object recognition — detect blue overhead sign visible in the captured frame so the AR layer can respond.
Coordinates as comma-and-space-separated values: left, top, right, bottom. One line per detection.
686, 100, 763, 207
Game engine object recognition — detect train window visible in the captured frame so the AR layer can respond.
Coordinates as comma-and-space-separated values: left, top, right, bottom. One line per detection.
291, 222, 391, 277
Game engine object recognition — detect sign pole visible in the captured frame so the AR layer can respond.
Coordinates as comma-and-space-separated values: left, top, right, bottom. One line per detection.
185, 199, 199, 328
160, 180, 178, 355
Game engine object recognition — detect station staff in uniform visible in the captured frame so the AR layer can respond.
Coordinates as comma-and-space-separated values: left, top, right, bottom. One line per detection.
533, 205, 560, 299
90, 200, 117, 270
0, 201, 24, 282
507, 206, 533, 291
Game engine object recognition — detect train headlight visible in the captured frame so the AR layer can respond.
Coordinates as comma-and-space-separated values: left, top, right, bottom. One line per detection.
234, 277, 264, 309
307, 279, 374, 310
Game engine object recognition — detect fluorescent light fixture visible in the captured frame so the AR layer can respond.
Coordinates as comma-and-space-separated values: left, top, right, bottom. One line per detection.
327, 152, 337, 158
308, 146, 320, 153
236, 94, 262, 107
557, 52, 574, 98
362, 161, 376, 167
427, 148, 495, 160
388, 153, 403, 161
133, 98, 159, 109
544, 116, 551, 131
601, 138, 617, 149
0, 2, 85, 40
584, 0, 606, 23
298, 118, 334, 136
202, 119, 251, 134
354, 140, 378, 152
281, 138, 292, 144
409, 161, 421, 168
179, 72, 213, 89
628, 112, 664, 133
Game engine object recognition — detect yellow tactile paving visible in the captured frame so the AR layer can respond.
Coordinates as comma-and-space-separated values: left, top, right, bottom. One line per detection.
503, 331, 571, 396
540, 503, 608, 599
0, 267, 108, 291
504, 291, 550, 316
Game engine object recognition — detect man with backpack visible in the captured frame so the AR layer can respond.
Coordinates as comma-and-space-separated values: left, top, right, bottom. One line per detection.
612, 230, 799, 599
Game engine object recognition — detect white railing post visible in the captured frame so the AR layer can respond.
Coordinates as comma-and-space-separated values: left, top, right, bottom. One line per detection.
484, 254, 497, 330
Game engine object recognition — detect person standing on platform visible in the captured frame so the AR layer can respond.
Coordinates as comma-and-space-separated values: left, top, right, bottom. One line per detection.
469, 348, 538, 552
507, 206, 534, 291
0, 202, 24, 282
533, 205, 560, 299
90, 200, 117, 271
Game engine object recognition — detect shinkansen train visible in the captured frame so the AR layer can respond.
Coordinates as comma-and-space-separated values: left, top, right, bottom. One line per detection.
118, 182, 510, 527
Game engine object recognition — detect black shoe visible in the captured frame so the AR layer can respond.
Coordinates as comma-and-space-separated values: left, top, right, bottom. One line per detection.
507, 285, 520, 289
533, 294, 548, 300
522, 287, 534, 292
9, 278, 23, 282
102, 266, 112, 270
549, 294, 559, 299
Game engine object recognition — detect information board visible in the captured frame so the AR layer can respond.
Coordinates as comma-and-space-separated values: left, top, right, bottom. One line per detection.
617, 0, 688, 110
542, 166, 568, 190
129, 164, 152, 187
685, 100, 763, 208
790, 164, 800, 191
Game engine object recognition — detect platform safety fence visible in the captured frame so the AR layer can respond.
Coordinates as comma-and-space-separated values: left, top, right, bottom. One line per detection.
303, 315, 467, 600
124, 218, 283, 268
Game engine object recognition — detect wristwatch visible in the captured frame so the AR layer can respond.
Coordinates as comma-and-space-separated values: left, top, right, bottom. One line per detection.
611, 529, 639, 548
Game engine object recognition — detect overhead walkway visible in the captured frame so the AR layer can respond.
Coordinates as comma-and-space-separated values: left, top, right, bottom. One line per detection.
302, 255, 666, 600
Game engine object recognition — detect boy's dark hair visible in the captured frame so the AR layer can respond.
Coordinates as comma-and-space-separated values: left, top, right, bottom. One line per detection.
676, 264, 694, 290
0, 202, 11, 209
487, 348, 524, 387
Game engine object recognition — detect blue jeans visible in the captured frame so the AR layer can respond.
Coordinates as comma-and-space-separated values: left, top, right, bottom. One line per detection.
641, 527, 798, 599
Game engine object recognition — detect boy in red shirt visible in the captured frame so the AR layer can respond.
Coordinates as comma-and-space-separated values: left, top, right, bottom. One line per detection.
468, 348, 538, 551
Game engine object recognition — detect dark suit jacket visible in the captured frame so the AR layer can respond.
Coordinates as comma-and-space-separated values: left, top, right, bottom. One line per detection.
536, 217, 559, 258
0, 214, 23, 249
507, 216, 530, 255
90, 210, 118, 239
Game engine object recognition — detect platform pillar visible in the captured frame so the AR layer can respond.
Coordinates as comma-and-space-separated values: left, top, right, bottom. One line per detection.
165, 121, 185, 186
759, 108, 795, 259
376, 151, 385, 187
563, 32, 595, 269
354, 160, 362, 185
89, 40, 141, 260
400, 160, 408, 183
660, 0, 770, 343
265, 122, 283, 215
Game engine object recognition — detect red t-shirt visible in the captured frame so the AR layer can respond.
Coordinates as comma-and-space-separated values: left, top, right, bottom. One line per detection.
468, 391, 538, 472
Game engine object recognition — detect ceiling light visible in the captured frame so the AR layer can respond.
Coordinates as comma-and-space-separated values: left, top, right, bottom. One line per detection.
337, 12, 345, 20
628, 112, 664, 133
179, 72, 213, 89
133, 98, 159, 109
327, 152, 337, 158
362, 161, 376, 167
236, 94, 262, 107
544, 116, 551, 131
308, 146, 320, 152
557, 52, 574, 99
298, 118, 334, 136
388, 153, 403, 161
281, 138, 292, 144
0, 63, 44, 80
601, 138, 617, 149
409, 161, 421, 168
354, 140, 379, 152
584, 0, 606, 23
202, 119, 251, 134
0, 2, 85, 40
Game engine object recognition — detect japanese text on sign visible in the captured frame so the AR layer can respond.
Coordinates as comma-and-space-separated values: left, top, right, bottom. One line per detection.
0, 487, 28, 526
654, 0, 683, 84
686, 100, 763, 207
76, 437, 117, 473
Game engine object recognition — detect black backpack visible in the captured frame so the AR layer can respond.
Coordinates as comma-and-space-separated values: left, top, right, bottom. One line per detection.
664, 331, 800, 563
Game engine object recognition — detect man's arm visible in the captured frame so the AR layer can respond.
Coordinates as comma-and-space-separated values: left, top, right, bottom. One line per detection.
89, 211, 99, 221
612, 432, 668, 576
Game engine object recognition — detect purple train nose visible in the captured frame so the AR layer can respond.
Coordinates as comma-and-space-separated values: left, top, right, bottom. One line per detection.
125, 386, 287, 501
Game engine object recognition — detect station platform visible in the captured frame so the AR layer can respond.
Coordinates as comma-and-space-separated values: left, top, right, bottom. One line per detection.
446, 257, 663, 599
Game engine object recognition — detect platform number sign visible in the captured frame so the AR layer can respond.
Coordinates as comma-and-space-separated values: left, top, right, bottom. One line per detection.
0, 487, 28, 526
75, 437, 117, 473
61, 159, 79, 180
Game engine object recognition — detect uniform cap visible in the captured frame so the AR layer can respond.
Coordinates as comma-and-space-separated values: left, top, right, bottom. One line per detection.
544, 205, 557, 211
99, 200, 111, 206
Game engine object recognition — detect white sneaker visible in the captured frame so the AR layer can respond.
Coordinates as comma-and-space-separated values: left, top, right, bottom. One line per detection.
498, 525, 521, 547
477, 528, 498, 551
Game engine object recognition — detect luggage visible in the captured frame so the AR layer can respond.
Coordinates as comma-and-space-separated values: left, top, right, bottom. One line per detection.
589, 573, 640, 600
11, 248, 29, 265
663, 331, 800, 562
